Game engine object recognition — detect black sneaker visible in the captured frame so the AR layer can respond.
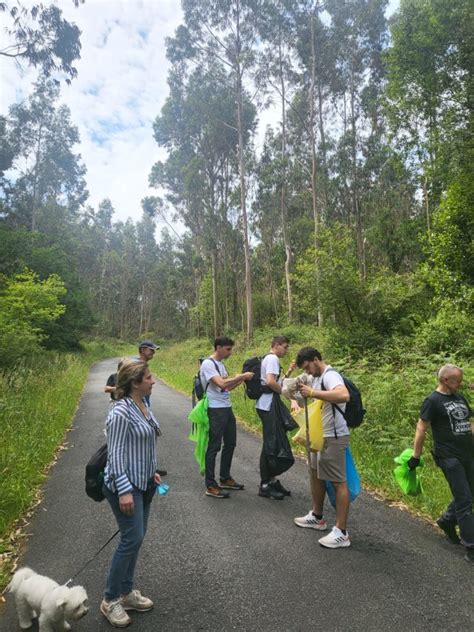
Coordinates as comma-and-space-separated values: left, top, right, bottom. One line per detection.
270, 479, 291, 496
259, 485, 284, 500
436, 518, 460, 544
464, 548, 474, 563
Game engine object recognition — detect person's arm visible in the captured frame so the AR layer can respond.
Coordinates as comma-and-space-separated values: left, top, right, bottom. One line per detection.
412, 419, 430, 458
299, 382, 349, 404
104, 374, 117, 395
266, 372, 282, 394
406, 418, 431, 470
283, 361, 297, 380
210, 372, 253, 391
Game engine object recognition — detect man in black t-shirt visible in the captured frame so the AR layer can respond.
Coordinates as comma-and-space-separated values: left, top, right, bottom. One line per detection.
408, 364, 473, 564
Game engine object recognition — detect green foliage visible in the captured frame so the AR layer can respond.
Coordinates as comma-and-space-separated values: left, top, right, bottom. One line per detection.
0, 339, 134, 590
0, 1, 82, 82
0, 269, 66, 363
421, 179, 474, 305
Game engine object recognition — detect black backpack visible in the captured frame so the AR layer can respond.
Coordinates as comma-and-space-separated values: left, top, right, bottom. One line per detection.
322, 369, 366, 429
85, 443, 108, 502
242, 355, 274, 400
192, 358, 220, 406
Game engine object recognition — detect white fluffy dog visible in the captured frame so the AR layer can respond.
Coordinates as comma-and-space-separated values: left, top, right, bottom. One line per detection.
8, 567, 89, 631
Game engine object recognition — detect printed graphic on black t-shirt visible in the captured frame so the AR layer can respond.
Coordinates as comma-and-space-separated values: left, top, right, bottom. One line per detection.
444, 399, 471, 435
420, 391, 472, 460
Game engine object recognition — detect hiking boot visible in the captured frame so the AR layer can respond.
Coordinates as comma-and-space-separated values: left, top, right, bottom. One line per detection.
294, 510, 328, 531
205, 486, 230, 498
270, 479, 291, 496
121, 590, 154, 612
100, 599, 131, 628
464, 548, 474, 563
318, 526, 351, 549
259, 484, 284, 500
436, 518, 460, 544
219, 478, 245, 490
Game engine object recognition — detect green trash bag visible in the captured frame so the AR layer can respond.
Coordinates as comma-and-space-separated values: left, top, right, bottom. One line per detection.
188, 394, 209, 475
393, 448, 425, 496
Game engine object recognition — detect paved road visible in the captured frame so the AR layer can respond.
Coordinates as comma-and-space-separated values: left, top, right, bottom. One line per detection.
1, 359, 473, 632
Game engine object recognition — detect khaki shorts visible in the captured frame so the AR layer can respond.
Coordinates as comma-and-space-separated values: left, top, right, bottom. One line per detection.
310, 435, 350, 482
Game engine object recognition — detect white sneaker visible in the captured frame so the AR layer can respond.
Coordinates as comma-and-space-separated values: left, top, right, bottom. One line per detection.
294, 510, 328, 530
121, 589, 154, 611
318, 526, 351, 548
100, 598, 131, 627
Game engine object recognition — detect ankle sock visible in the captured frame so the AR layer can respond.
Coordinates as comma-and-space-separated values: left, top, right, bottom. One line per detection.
312, 513, 323, 520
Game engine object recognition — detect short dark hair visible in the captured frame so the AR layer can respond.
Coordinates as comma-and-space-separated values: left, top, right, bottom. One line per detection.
214, 336, 234, 349
271, 335, 289, 347
296, 346, 322, 367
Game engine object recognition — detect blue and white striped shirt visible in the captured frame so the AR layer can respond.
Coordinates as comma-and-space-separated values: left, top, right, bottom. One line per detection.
104, 397, 160, 495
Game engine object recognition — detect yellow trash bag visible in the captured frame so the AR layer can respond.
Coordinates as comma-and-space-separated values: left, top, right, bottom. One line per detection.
292, 399, 324, 452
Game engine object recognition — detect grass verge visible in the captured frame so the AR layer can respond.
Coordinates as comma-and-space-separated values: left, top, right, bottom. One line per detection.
0, 340, 134, 591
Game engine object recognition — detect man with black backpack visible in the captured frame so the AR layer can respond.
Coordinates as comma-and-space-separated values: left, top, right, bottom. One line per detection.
293, 347, 352, 548
200, 336, 254, 498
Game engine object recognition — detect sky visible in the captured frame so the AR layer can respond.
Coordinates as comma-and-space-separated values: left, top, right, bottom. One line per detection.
1, 0, 184, 226
1, 0, 400, 229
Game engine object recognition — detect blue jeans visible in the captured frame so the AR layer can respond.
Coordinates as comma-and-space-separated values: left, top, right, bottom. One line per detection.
437, 456, 474, 550
103, 485, 152, 600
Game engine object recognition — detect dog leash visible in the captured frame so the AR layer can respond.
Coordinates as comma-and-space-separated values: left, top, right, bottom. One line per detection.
64, 529, 120, 586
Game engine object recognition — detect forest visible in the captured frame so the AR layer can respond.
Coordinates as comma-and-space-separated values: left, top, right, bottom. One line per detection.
1, 0, 472, 364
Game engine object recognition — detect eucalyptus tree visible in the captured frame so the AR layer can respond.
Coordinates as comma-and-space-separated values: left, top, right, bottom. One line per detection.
150, 61, 255, 336
166, 0, 264, 341
325, 0, 388, 277
288, 1, 334, 324
255, 0, 300, 322
0, 0, 83, 82
2, 78, 87, 231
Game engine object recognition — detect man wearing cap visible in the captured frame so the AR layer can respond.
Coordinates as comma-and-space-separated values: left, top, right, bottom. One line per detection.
135, 340, 167, 477
137, 340, 160, 363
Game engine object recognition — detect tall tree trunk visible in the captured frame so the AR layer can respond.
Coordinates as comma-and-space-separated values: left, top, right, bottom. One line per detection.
278, 30, 293, 323
317, 71, 329, 220
138, 282, 145, 337
211, 251, 218, 337
31, 122, 43, 231
309, 11, 323, 326
350, 69, 365, 279
235, 5, 253, 342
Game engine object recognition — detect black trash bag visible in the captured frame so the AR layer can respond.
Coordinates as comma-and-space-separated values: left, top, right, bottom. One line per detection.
263, 396, 295, 476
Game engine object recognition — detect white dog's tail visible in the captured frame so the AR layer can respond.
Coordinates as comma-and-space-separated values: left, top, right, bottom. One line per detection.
6, 567, 36, 593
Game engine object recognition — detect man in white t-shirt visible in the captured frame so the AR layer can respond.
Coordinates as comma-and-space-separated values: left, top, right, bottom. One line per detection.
200, 336, 254, 499
256, 335, 297, 500
293, 346, 352, 549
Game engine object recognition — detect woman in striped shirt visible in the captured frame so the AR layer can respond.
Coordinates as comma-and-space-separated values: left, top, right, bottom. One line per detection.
100, 359, 161, 628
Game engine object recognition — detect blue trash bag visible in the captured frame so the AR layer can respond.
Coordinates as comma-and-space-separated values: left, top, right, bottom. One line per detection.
325, 447, 361, 508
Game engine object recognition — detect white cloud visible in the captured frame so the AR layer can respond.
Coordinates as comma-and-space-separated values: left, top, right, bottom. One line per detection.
1, 0, 183, 228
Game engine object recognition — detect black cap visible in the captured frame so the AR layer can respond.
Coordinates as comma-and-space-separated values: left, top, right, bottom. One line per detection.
139, 340, 160, 350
